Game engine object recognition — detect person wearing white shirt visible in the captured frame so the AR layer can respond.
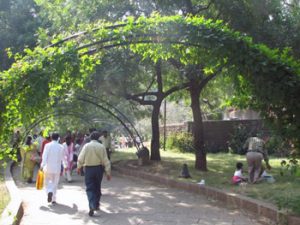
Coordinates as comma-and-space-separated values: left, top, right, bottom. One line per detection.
40, 132, 65, 204
232, 162, 247, 185
99, 130, 112, 160
35, 131, 45, 155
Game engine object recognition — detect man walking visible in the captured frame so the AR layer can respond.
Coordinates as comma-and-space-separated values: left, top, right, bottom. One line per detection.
99, 130, 112, 160
77, 131, 111, 216
243, 134, 271, 183
40, 132, 65, 204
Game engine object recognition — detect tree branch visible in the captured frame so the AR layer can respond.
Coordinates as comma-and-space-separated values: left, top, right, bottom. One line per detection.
163, 82, 190, 98
156, 59, 163, 93
199, 66, 223, 89
194, 0, 214, 14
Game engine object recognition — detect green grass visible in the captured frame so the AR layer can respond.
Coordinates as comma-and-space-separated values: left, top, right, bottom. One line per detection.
111, 148, 300, 215
0, 167, 10, 215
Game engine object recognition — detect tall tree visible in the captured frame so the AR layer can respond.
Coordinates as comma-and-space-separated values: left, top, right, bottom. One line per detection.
84, 49, 189, 160
2, 1, 300, 165
0, 0, 40, 70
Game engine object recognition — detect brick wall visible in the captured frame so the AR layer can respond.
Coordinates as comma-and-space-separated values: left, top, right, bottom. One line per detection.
160, 119, 267, 152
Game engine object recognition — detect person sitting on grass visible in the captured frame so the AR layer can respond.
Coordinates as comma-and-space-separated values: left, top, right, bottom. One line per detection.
232, 162, 248, 185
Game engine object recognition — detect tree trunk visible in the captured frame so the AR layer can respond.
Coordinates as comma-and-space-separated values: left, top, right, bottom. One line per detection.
150, 101, 161, 161
189, 82, 207, 171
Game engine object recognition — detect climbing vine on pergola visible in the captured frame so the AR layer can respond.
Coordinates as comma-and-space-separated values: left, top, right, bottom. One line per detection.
1, 14, 299, 165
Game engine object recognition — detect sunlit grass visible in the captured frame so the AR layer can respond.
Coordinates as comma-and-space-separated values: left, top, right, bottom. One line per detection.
112, 147, 300, 214
0, 167, 10, 215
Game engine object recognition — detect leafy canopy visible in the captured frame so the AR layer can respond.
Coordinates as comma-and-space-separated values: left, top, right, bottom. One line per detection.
1, 14, 300, 160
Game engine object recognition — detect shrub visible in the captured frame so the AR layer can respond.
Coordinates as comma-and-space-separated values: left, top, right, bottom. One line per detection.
227, 124, 252, 155
166, 132, 194, 153
265, 135, 292, 157
280, 150, 300, 177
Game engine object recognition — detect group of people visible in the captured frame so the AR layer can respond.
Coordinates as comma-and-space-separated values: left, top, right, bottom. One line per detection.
118, 135, 142, 149
232, 134, 272, 185
17, 129, 112, 217
16, 129, 273, 214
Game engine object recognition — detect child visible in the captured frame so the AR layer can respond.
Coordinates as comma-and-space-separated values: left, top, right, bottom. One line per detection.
232, 162, 247, 185
179, 163, 191, 178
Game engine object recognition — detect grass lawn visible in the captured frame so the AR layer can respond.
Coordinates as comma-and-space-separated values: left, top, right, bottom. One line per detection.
111, 147, 300, 215
0, 166, 10, 215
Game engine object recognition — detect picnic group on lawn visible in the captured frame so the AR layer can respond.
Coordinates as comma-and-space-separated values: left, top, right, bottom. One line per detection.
15, 128, 273, 216
232, 133, 274, 185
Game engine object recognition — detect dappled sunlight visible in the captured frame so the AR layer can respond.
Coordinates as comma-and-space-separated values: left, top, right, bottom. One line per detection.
129, 191, 154, 199
175, 202, 193, 207
113, 150, 300, 214
9, 161, 265, 224
128, 216, 145, 225
156, 191, 176, 200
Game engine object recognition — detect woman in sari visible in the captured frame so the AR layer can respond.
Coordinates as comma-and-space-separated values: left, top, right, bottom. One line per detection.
20, 136, 38, 183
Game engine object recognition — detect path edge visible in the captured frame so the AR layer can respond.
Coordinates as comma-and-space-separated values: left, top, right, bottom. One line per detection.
0, 161, 23, 225
113, 164, 300, 225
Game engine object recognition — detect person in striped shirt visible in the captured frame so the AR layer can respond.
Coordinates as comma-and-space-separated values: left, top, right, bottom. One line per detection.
243, 135, 271, 183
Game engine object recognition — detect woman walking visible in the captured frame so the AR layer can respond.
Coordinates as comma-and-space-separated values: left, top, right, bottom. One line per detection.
63, 135, 74, 182
20, 136, 38, 183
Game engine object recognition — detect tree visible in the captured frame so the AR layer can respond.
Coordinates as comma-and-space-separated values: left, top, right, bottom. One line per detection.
84, 48, 189, 160
1, 15, 300, 166
124, 59, 189, 160
0, 0, 41, 70
32, 0, 300, 168
208, 0, 300, 56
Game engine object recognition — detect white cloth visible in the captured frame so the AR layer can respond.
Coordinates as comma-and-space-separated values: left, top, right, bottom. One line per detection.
74, 143, 81, 155
41, 140, 65, 174
35, 136, 45, 153
62, 142, 74, 169
99, 135, 111, 149
234, 170, 243, 177
44, 172, 60, 201
40, 140, 65, 201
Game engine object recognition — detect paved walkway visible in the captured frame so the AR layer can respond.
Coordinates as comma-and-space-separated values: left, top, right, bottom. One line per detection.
12, 164, 263, 225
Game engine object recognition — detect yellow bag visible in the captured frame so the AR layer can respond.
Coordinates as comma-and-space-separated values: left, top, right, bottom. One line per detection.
36, 170, 44, 190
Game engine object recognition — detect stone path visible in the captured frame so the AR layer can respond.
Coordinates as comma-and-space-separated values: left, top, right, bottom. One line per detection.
12, 164, 263, 225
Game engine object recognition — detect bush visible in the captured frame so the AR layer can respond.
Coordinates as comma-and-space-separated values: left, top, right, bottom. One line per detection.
280, 150, 300, 177
227, 124, 252, 155
265, 135, 292, 157
166, 132, 194, 153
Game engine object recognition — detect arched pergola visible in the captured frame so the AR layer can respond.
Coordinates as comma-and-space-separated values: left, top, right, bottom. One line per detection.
23, 94, 144, 151
2, 15, 299, 169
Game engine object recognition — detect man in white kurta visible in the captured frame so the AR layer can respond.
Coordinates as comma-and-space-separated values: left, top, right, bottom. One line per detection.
40, 132, 65, 204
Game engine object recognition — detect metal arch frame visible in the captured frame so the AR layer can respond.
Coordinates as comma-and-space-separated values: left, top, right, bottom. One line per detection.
78, 93, 145, 148
23, 95, 144, 151
75, 94, 144, 151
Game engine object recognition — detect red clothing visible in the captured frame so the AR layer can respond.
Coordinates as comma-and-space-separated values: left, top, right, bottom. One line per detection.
40, 139, 50, 162
232, 176, 242, 184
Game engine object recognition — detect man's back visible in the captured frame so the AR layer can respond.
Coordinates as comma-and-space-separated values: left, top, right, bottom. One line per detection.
78, 140, 111, 174
244, 137, 264, 151
41, 141, 64, 174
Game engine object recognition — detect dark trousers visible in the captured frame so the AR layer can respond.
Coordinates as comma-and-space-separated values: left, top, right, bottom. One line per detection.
84, 165, 104, 210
